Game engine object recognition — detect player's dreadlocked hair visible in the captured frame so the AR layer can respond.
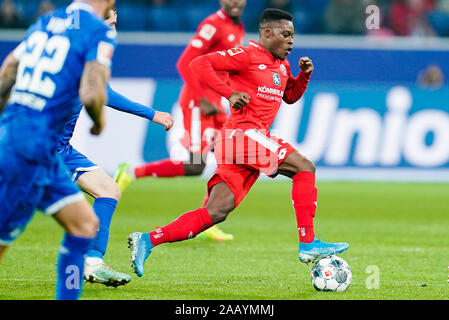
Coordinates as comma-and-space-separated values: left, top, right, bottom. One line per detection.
259, 8, 293, 28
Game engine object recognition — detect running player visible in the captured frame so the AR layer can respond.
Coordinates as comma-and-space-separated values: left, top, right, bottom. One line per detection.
114, 0, 246, 242
127, 8, 349, 278
57, 7, 173, 288
0, 0, 116, 299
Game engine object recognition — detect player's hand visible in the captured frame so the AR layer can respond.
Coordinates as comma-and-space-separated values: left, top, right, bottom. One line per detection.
90, 113, 106, 135
153, 111, 174, 131
199, 98, 221, 116
90, 121, 105, 135
229, 92, 250, 110
299, 57, 314, 75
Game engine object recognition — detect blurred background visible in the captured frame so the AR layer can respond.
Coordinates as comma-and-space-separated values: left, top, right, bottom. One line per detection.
1, 0, 449, 35
0, 0, 448, 181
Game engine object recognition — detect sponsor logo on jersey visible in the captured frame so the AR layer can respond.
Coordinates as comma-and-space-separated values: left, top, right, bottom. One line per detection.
258, 64, 267, 70
272, 72, 281, 86
257, 85, 284, 97
199, 24, 216, 41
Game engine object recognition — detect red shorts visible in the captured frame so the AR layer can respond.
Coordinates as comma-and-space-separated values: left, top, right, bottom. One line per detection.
180, 98, 227, 154
208, 128, 297, 207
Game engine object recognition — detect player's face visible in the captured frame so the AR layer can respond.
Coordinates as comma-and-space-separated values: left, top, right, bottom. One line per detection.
220, 0, 246, 19
105, 8, 117, 31
265, 20, 294, 61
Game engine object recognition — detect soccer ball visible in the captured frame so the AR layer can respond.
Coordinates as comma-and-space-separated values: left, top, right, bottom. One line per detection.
311, 256, 352, 292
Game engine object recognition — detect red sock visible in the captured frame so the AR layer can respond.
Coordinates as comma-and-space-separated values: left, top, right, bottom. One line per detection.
292, 171, 317, 243
134, 159, 185, 178
149, 208, 213, 246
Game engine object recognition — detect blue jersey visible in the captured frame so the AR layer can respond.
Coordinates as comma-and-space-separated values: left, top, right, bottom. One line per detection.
0, 2, 116, 163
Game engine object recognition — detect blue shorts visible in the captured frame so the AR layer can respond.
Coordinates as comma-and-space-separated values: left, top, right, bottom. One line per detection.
0, 148, 83, 246
58, 144, 99, 181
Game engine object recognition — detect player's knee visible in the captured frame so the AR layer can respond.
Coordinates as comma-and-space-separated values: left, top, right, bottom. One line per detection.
95, 180, 121, 201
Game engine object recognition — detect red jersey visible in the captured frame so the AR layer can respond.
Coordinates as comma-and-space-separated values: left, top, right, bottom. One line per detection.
190, 40, 311, 131
177, 9, 245, 110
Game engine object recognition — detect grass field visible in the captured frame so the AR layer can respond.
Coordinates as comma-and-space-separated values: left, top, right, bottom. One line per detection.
0, 178, 448, 300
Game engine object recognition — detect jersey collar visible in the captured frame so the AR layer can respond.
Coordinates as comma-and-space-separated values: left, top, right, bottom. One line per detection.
249, 40, 278, 62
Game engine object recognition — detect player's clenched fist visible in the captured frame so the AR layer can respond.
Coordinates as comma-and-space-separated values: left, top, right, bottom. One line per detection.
299, 57, 313, 75
229, 92, 250, 110
153, 111, 174, 131
90, 112, 106, 136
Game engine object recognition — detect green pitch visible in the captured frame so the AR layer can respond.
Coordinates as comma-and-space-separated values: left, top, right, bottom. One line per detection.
1, 178, 448, 300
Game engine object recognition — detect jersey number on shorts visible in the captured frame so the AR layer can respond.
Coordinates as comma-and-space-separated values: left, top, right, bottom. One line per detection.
16, 31, 70, 98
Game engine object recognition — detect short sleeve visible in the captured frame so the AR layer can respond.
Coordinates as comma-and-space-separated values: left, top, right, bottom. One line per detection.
85, 25, 117, 68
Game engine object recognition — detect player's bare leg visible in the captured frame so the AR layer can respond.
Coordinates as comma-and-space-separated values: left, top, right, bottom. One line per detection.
53, 200, 99, 238
278, 151, 349, 264
128, 182, 235, 277
0, 245, 7, 263
77, 168, 121, 200
76, 169, 132, 287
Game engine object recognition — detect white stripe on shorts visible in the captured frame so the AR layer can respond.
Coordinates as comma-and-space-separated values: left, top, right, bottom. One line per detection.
43, 192, 85, 216
71, 165, 100, 181
244, 129, 280, 153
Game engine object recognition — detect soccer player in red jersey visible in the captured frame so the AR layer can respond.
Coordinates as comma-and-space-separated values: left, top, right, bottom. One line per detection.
127, 9, 349, 277
115, 0, 246, 241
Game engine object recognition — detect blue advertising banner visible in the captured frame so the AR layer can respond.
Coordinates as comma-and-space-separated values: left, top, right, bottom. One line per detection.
1, 36, 448, 180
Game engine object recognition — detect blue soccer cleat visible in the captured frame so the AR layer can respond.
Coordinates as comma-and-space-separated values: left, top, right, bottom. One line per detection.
298, 238, 349, 264
127, 232, 153, 277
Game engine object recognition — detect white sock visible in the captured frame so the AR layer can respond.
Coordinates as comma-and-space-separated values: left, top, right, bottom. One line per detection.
85, 257, 103, 265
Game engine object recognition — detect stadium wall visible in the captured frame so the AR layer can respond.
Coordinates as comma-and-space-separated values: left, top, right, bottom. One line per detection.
1, 32, 448, 181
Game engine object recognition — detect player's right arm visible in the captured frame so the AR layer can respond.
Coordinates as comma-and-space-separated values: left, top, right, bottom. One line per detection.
189, 48, 251, 110
0, 52, 19, 114
79, 61, 110, 135
81, 21, 117, 135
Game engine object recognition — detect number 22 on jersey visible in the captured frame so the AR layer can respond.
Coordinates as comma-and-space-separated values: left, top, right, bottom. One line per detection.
15, 31, 70, 99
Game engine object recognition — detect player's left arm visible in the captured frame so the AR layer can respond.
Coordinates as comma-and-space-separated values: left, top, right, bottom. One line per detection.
106, 84, 173, 131
283, 57, 313, 104
0, 52, 19, 114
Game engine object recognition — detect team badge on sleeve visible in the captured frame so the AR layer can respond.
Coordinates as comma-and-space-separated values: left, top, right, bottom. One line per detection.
96, 41, 114, 67
191, 39, 204, 48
